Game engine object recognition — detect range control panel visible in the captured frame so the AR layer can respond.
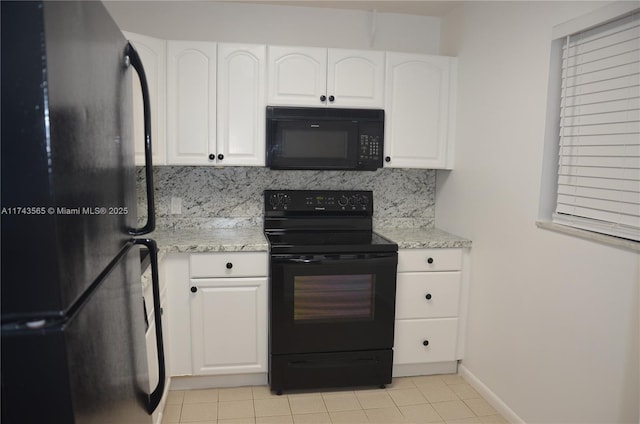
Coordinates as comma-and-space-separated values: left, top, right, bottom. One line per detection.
265, 190, 373, 213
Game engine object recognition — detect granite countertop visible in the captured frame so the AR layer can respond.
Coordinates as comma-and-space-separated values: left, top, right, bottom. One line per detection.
150, 226, 269, 254
144, 225, 470, 254
140, 225, 470, 286
140, 227, 268, 288
376, 227, 472, 249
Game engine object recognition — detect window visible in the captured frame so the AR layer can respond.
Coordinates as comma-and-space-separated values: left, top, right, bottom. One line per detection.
542, 5, 640, 243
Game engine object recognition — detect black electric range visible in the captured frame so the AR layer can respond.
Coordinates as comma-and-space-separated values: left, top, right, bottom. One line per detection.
264, 189, 398, 394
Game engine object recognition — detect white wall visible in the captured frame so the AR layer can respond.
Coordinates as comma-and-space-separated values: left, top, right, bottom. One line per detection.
104, 1, 441, 54
437, 2, 639, 423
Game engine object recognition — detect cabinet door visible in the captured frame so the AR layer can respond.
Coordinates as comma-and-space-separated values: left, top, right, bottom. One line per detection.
167, 41, 217, 165
190, 277, 267, 375
217, 43, 266, 166
385, 53, 455, 169
124, 32, 166, 166
327, 49, 385, 108
267, 46, 327, 106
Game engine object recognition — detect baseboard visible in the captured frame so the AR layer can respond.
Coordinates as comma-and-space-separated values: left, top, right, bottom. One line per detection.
169, 373, 268, 390
393, 361, 458, 377
458, 364, 525, 424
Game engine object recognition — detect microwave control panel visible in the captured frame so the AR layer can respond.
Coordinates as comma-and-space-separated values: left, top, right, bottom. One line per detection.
357, 122, 384, 170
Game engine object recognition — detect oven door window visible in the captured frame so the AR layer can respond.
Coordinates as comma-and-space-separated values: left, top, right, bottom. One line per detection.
294, 274, 374, 322
269, 120, 358, 169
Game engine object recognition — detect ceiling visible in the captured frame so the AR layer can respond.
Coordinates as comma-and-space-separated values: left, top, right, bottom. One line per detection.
233, 1, 464, 17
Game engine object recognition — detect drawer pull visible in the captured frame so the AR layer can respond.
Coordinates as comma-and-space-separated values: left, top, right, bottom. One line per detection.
190, 286, 198, 293
423, 340, 430, 347
427, 257, 434, 264
226, 262, 233, 269
425, 293, 432, 300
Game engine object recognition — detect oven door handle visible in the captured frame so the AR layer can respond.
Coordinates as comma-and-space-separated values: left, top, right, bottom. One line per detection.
272, 253, 396, 264
282, 257, 321, 264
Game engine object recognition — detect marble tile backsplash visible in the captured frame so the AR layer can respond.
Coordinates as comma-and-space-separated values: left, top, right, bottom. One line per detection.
137, 166, 435, 230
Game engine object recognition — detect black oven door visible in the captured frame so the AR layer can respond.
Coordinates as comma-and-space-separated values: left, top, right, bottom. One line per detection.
267, 120, 358, 170
270, 252, 397, 355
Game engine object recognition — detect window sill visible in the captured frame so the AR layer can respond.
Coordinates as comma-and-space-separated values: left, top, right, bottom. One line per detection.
535, 221, 640, 252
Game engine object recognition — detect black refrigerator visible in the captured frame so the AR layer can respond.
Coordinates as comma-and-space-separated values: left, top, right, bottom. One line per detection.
1, 1, 164, 423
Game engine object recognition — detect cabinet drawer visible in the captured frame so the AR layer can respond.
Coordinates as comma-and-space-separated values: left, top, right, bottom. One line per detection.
190, 252, 268, 278
394, 318, 458, 365
398, 249, 462, 272
395, 272, 461, 319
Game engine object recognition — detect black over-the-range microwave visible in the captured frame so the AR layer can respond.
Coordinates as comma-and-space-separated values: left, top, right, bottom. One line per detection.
266, 106, 384, 171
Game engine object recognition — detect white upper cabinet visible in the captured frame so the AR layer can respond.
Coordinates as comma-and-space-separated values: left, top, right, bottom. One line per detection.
166, 41, 217, 165
268, 46, 384, 108
327, 49, 385, 108
267, 46, 327, 107
124, 32, 166, 166
216, 43, 266, 166
384, 53, 457, 169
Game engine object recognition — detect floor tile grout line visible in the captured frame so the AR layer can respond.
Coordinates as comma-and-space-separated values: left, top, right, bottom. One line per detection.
171, 375, 507, 424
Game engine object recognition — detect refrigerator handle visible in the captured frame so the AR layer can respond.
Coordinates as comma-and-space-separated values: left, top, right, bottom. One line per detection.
126, 42, 155, 235
133, 238, 166, 414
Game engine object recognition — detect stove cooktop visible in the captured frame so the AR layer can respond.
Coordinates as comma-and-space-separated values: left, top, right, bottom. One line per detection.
264, 189, 398, 254
265, 230, 398, 254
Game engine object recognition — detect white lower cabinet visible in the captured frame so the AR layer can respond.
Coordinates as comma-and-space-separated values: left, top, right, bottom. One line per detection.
190, 277, 267, 375
165, 251, 269, 388
165, 251, 269, 380
393, 248, 467, 375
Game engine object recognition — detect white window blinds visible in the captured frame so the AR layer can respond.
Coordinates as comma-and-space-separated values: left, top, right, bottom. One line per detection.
554, 11, 640, 241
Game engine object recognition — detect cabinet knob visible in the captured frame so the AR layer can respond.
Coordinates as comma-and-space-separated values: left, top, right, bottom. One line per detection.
427, 257, 434, 264
218, 153, 224, 161
328, 95, 335, 102
385, 156, 391, 162
423, 340, 429, 347
208, 154, 215, 161
190, 286, 198, 293
226, 262, 233, 269
425, 293, 432, 300
320, 95, 327, 102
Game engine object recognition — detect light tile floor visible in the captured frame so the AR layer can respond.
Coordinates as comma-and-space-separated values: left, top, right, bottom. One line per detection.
162, 374, 507, 424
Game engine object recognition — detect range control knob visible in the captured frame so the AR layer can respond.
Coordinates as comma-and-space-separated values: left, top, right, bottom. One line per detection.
269, 193, 291, 209
338, 196, 348, 207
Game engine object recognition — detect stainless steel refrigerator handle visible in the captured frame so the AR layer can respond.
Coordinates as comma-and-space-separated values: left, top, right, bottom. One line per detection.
126, 42, 155, 235
133, 238, 166, 414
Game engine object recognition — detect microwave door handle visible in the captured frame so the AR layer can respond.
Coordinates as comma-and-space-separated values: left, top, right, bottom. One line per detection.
126, 42, 155, 235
